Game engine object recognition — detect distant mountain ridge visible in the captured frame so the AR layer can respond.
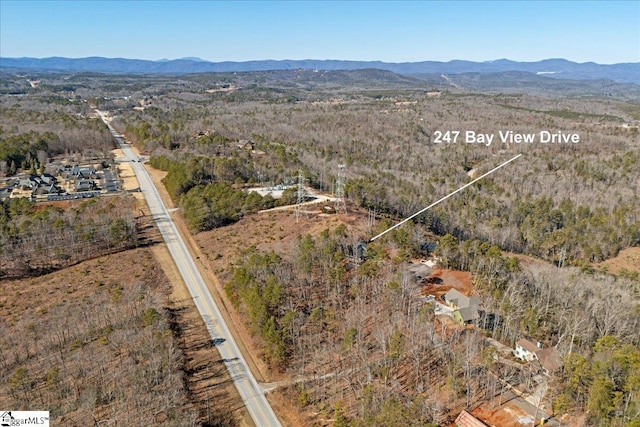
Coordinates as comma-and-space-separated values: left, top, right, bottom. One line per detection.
1, 56, 638, 84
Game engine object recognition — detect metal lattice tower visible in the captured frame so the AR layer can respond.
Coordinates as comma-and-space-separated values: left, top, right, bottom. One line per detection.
367, 208, 376, 229
295, 169, 306, 222
334, 164, 347, 214
558, 247, 567, 268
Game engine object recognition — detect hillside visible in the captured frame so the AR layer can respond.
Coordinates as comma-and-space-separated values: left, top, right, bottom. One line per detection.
109, 71, 639, 425
186, 203, 640, 427
0, 246, 247, 426
2, 57, 639, 84
1, 67, 639, 427
415, 71, 640, 97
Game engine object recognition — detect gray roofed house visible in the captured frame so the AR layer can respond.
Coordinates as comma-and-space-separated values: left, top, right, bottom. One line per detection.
444, 288, 481, 325
444, 288, 480, 309
67, 165, 97, 180
34, 183, 61, 195
76, 179, 96, 192
78, 167, 96, 178
40, 173, 57, 185
458, 306, 480, 324
18, 176, 40, 189
407, 262, 431, 281
537, 347, 563, 374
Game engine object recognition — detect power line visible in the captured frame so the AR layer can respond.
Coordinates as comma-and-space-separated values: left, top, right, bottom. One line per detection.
370, 154, 522, 242
294, 169, 306, 222
334, 164, 346, 214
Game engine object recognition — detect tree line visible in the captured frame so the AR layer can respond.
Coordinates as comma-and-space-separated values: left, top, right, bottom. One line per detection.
114, 89, 639, 267
0, 197, 138, 278
0, 248, 199, 425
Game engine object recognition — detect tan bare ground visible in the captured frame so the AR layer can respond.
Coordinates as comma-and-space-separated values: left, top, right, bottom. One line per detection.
507, 247, 640, 277
200, 208, 370, 273
145, 166, 173, 208
473, 401, 587, 427
111, 148, 140, 193
597, 246, 640, 275
265, 389, 315, 427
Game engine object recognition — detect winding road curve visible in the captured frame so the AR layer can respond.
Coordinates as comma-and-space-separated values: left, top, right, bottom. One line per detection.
97, 110, 282, 427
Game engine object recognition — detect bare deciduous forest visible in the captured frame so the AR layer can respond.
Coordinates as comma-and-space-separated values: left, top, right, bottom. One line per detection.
1, 69, 639, 426
0, 84, 240, 426
0, 248, 198, 425
113, 72, 639, 267
0, 197, 139, 278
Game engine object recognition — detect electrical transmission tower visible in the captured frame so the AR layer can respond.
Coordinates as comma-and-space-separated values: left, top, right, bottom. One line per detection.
367, 208, 376, 229
295, 169, 306, 222
558, 247, 567, 268
334, 164, 347, 214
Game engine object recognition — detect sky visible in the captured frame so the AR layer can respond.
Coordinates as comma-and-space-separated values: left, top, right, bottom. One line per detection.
1, 1, 638, 64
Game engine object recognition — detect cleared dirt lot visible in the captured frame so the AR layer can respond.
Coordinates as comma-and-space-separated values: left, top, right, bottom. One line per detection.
111, 148, 142, 193
422, 268, 475, 300
597, 246, 640, 275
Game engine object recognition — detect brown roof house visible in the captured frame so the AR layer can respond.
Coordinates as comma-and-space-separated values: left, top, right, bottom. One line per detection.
514, 338, 563, 375
455, 410, 488, 427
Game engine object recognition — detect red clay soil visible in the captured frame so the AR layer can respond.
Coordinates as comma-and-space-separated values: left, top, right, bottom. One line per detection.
471, 401, 536, 427
470, 399, 587, 427
422, 268, 475, 300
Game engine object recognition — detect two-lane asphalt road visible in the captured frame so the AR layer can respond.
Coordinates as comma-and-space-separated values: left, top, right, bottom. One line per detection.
97, 111, 282, 427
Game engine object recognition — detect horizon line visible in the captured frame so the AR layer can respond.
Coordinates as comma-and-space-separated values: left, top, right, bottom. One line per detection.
2, 56, 639, 66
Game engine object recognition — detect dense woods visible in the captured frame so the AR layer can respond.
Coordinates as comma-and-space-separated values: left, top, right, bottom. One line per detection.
219, 223, 639, 425
1, 69, 638, 426
148, 155, 275, 232
0, 197, 138, 278
0, 95, 114, 176
110, 76, 639, 267
0, 248, 198, 425
105, 71, 639, 425
556, 337, 640, 426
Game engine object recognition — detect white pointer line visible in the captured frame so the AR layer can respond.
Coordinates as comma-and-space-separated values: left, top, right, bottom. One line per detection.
369, 153, 522, 242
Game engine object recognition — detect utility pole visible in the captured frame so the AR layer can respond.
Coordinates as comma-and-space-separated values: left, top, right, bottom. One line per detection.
370, 154, 522, 242
558, 248, 566, 268
367, 208, 376, 229
295, 169, 306, 222
334, 164, 346, 214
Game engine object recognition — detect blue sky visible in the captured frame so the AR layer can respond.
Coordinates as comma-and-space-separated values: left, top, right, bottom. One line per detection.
1, 1, 638, 64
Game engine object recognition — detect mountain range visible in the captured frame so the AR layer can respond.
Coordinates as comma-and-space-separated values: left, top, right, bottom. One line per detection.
1, 57, 638, 84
